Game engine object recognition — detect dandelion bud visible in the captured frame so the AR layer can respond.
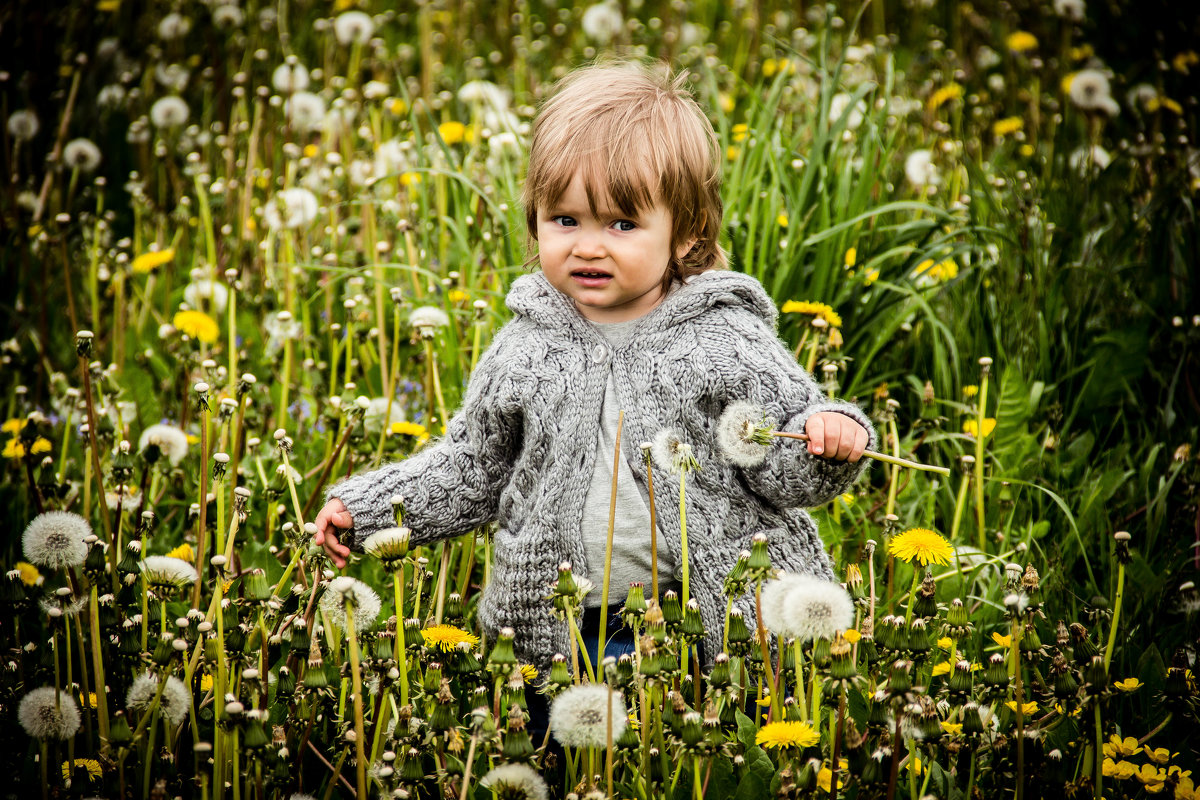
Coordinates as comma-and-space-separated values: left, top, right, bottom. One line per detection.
983, 653, 1009, 691
747, 532, 772, 576
1113, 530, 1132, 564
75, 330, 94, 358
554, 562, 577, 597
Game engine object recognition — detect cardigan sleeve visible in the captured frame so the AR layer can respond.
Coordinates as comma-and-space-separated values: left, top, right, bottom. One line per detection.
327, 323, 525, 550
701, 306, 878, 509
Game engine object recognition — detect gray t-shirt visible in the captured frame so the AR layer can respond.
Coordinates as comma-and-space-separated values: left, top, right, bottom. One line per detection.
580, 317, 681, 608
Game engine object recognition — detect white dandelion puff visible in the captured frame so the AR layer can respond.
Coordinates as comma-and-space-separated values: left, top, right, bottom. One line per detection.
1053, 0, 1085, 22
319, 577, 382, 632
157, 12, 192, 40
488, 131, 522, 160
18, 687, 81, 740
333, 11, 375, 45
650, 429, 699, 476
362, 80, 390, 100
904, 149, 940, 188
62, 139, 102, 172
272, 61, 310, 94
550, 684, 627, 748
457, 80, 509, 111
776, 572, 855, 642
211, 4, 244, 29
126, 672, 191, 727
183, 280, 230, 314
7, 110, 39, 141
284, 91, 326, 132
581, 1, 624, 44
150, 96, 190, 128
140, 556, 199, 591
480, 763, 549, 800
1068, 69, 1119, 116
264, 311, 303, 357
263, 187, 319, 230
105, 486, 143, 512
138, 423, 189, 466
758, 575, 796, 638
361, 527, 411, 565
1069, 144, 1112, 172
716, 401, 775, 468
828, 93, 866, 130
23, 511, 92, 570
363, 397, 405, 433
154, 63, 190, 92
408, 306, 451, 334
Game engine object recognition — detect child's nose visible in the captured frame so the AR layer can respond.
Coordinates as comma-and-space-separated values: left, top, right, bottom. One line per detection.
571, 231, 607, 258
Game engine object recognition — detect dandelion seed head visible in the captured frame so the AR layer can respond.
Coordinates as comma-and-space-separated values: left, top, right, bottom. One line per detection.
7, 110, 39, 141
211, 4, 244, 28
149, 96, 190, 129
62, 139, 102, 172
1068, 69, 1119, 116
905, 149, 940, 188
156, 12, 192, 40
283, 92, 326, 132
127, 672, 190, 726
318, 577, 381, 632
140, 556, 199, 590
22, 511, 92, 569
580, 1, 623, 44
716, 401, 773, 467
775, 573, 855, 641
183, 280, 229, 314
272, 61, 310, 94
481, 762, 549, 800
408, 306, 451, 332
550, 684, 627, 748
264, 187, 319, 230
828, 92, 866, 129
18, 687, 81, 740
333, 11, 375, 46
1053, 0, 1086, 21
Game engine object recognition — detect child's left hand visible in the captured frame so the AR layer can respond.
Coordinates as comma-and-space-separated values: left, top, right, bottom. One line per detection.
804, 412, 869, 462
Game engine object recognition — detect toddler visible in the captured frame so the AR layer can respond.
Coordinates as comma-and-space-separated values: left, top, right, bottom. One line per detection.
314, 61, 875, 674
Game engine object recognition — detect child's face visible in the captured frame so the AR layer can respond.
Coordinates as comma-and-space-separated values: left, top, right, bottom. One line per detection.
537, 172, 691, 324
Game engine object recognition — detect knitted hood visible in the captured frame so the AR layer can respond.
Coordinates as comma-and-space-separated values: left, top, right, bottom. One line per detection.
505, 270, 779, 335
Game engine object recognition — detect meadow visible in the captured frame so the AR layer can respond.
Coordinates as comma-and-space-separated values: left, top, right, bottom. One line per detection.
1, 0, 1197, 797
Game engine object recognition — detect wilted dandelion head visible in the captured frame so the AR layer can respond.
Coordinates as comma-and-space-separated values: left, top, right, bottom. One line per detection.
887, 528, 954, 567
23, 511, 92, 570
319, 577, 381, 632
126, 672, 191, 727
480, 762, 549, 800
763, 573, 855, 641
362, 527, 411, 564
550, 684, 627, 748
333, 10, 374, 45
716, 401, 775, 467
650, 428, 699, 476
18, 687, 81, 740
138, 423, 189, 466
139, 556, 199, 591
7, 109, 39, 141
62, 138, 101, 172
149, 96, 189, 129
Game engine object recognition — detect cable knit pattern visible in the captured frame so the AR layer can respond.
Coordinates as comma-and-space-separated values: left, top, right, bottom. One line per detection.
328, 270, 878, 672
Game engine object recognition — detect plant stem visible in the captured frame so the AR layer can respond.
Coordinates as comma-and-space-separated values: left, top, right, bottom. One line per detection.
598, 411, 623, 666
344, 596, 367, 799
1103, 561, 1125, 671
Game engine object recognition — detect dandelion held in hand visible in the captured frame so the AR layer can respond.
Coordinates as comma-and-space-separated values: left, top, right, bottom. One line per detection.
420, 624, 481, 653
888, 528, 955, 567
22, 511, 92, 570
480, 762, 550, 800
715, 401, 775, 467
319, 576, 381, 633
755, 720, 820, 749
126, 672, 191, 726
549, 684, 628, 749
18, 687, 82, 740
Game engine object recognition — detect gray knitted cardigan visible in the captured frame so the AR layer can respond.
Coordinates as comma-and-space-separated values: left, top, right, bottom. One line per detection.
329, 270, 878, 670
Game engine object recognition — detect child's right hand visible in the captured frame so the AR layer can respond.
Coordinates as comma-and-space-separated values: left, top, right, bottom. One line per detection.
314, 498, 353, 568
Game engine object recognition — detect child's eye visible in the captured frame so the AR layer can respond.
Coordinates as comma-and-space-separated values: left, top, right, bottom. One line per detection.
551, 215, 577, 227
614, 220, 637, 232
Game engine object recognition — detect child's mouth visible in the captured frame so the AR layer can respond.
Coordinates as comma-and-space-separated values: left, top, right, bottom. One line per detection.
571, 270, 612, 286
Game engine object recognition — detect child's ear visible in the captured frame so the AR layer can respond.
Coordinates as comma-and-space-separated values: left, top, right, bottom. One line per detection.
675, 237, 698, 261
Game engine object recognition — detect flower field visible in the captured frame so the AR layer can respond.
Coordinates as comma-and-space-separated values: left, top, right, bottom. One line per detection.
2, 0, 1198, 798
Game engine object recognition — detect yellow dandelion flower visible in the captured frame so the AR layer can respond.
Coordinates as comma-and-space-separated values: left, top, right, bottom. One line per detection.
992, 116, 1024, 138
173, 310, 220, 344
519, 664, 538, 683
937, 636, 955, 650
390, 98, 408, 115
992, 632, 1013, 648
915, 258, 959, 282
1103, 757, 1139, 780
816, 764, 845, 792
200, 673, 214, 692
303, 143, 319, 158
762, 59, 779, 78
780, 300, 842, 328
1006, 31, 1038, 54
927, 83, 963, 112
1148, 97, 1184, 114
438, 121, 466, 145
1019, 144, 1035, 157
907, 756, 926, 775
1069, 44, 1094, 61
732, 123, 750, 143
755, 720, 820, 749
390, 421, 429, 439
420, 624, 480, 652
16, 561, 41, 586
962, 418, 997, 439
726, 145, 740, 162
1113, 677, 1143, 692
940, 721, 963, 735
132, 248, 175, 274
1, 438, 50, 459
1005, 700, 1039, 715
886, 528, 954, 566
719, 93, 735, 114
776, 213, 788, 228
843, 628, 861, 644
1061, 72, 1078, 95
31, 438, 51, 454
1, 418, 25, 434
97, 0, 120, 10
1104, 735, 1143, 759
1172, 51, 1199, 74
864, 268, 879, 285
844, 247, 857, 267
447, 289, 468, 304
932, 661, 952, 677
963, 384, 979, 397
62, 758, 103, 781
167, 542, 195, 562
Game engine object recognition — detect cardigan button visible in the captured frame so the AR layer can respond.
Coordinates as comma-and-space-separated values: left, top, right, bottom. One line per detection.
590, 344, 608, 363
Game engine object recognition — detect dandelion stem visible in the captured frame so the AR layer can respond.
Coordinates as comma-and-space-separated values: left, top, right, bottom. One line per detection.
974, 365, 990, 551
193, 401, 210, 608
903, 567, 922, 626
88, 585, 110, 747
793, 639, 809, 720
1103, 560, 1124, 672
344, 593, 368, 799
393, 570, 409, 706
769, 430, 950, 476
598, 411, 624, 667
754, 581, 781, 721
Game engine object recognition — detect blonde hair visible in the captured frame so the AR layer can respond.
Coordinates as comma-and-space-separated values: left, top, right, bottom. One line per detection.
522, 61, 728, 288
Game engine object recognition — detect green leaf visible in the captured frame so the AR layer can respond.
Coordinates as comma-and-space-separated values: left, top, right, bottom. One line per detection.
847, 687, 869, 731
994, 363, 1033, 450
736, 709, 758, 750
734, 772, 767, 800
744, 745, 775, 783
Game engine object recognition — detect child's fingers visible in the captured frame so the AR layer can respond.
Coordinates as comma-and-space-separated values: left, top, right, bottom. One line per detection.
331, 510, 353, 528
805, 414, 826, 455
834, 419, 857, 460
849, 427, 868, 462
